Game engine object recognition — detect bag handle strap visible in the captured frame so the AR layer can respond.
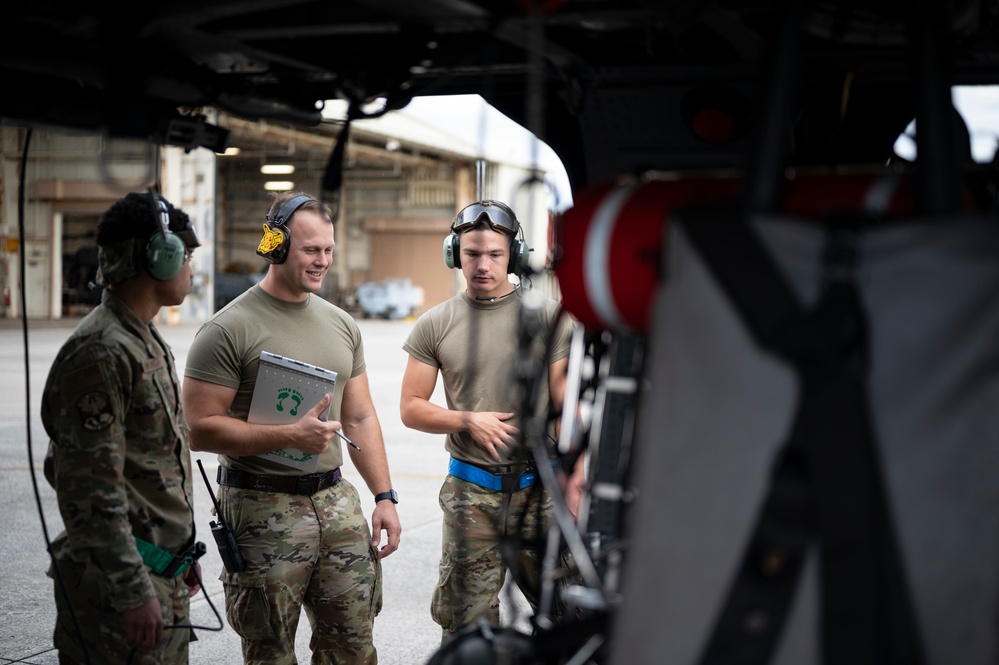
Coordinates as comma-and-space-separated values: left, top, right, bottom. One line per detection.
679, 205, 926, 665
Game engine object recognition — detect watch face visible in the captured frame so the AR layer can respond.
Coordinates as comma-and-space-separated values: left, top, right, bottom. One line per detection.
377, 490, 398, 504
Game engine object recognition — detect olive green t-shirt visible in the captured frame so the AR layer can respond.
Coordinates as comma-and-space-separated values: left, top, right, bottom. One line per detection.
184, 285, 364, 474
403, 290, 573, 466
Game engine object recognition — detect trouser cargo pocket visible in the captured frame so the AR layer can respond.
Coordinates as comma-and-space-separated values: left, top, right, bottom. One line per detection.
224, 571, 277, 641
430, 558, 457, 632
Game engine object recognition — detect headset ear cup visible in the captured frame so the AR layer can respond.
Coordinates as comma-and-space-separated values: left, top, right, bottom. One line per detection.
256, 223, 290, 264
145, 232, 186, 281
443, 233, 461, 270
274, 237, 289, 264
509, 239, 530, 276
257, 194, 314, 264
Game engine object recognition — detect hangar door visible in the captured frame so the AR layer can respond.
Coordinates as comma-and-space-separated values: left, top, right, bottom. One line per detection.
365, 217, 455, 315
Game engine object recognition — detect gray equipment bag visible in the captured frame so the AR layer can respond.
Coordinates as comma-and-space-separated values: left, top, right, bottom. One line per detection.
611, 203, 999, 665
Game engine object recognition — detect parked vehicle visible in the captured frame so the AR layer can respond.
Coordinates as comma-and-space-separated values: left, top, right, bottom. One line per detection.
356, 279, 421, 319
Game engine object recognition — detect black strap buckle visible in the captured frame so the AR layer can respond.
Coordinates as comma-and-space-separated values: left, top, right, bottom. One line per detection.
471, 460, 532, 476
160, 541, 207, 578
294, 474, 322, 495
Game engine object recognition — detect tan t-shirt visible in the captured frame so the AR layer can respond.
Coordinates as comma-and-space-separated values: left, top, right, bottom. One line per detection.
184, 285, 365, 475
403, 290, 573, 466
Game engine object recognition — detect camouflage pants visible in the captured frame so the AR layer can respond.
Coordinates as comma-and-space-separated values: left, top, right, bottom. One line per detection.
219, 478, 382, 665
433, 475, 552, 643
50, 558, 192, 664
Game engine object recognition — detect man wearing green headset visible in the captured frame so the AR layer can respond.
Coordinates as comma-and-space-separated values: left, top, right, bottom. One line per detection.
41, 192, 203, 664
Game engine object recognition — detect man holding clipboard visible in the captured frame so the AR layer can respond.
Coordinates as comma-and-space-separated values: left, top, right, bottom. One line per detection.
183, 191, 400, 665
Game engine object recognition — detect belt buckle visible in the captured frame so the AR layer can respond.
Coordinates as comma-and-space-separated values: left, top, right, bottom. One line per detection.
294, 474, 321, 495
496, 463, 531, 492
493, 463, 522, 476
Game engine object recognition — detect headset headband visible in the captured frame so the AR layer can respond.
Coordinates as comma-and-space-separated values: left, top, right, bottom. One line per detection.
149, 192, 201, 248
156, 196, 171, 232
267, 194, 318, 227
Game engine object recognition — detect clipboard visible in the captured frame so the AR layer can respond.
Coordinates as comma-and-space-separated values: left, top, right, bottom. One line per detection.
247, 351, 338, 472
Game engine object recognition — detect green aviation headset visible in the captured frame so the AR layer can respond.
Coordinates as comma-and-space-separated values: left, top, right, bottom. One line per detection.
144, 194, 188, 281
443, 200, 531, 277
256, 194, 319, 264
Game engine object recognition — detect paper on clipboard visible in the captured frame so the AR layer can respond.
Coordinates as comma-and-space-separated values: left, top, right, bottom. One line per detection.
247, 351, 337, 472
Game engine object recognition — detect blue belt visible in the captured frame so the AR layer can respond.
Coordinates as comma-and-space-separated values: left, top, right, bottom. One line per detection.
448, 457, 554, 491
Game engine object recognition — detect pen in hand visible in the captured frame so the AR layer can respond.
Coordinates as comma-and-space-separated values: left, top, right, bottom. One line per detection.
317, 402, 360, 451
336, 429, 361, 451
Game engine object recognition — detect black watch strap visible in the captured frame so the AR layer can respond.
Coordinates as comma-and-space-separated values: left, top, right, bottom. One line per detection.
374, 489, 398, 504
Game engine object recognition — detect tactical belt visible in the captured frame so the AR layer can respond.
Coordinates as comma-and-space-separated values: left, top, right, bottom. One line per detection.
448, 457, 555, 492
134, 537, 205, 579
217, 466, 342, 496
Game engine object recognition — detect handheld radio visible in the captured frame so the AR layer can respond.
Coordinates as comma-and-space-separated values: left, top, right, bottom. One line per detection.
196, 460, 246, 574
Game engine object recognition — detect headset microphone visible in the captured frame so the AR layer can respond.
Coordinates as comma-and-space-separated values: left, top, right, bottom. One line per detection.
474, 285, 521, 302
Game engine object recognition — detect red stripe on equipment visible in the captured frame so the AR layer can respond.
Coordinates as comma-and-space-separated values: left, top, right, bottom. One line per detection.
554, 172, 979, 333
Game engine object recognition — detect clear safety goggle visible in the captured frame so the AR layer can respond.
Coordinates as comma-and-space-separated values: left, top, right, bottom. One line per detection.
451, 201, 519, 235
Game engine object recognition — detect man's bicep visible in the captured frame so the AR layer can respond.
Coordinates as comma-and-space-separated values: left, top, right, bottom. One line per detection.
182, 376, 237, 424
401, 355, 439, 401
48, 357, 131, 539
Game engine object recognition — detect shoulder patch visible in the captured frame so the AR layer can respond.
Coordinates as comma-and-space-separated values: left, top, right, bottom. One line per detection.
76, 391, 116, 431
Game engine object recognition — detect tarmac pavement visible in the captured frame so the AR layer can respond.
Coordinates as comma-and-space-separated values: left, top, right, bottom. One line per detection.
0, 316, 531, 664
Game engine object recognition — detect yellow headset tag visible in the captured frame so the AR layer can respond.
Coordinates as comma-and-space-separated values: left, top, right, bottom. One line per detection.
257, 223, 284, 254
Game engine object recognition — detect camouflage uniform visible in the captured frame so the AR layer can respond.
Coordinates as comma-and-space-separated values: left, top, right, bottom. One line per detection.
218, 479, 382, 664
41, 289, 196, 664
433, 476, 551, 638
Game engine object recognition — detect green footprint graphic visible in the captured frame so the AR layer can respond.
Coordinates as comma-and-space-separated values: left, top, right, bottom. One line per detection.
277, 391, 303, 415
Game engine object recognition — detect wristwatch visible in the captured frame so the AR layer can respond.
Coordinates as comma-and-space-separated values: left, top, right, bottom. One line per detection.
374, 489, 399, 504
